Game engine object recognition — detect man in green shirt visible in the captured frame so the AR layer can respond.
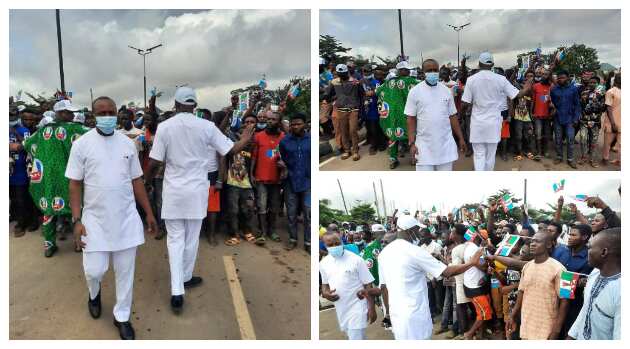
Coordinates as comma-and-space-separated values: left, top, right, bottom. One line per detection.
376, 61, 418, 169
23, 100, 89, 257
361, 224, 387, 286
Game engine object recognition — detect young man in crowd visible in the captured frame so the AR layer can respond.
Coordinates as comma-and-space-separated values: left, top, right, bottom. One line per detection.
23, 99, 89, 257
531, 68, 554, 160
462, 228, 493, 340
550, 69, 581, 169
279, 113, 310, 252
67, 96, 158, 340
511, 71, 536, 161
405, 58, 467, 171
252, 109, 285, 244
461, 52, 532, 171
145, 86, 253, 314
602, 72, 621, 166
577, 76, 606, 167
361, 65, 387, 155
320, 231, 380, 340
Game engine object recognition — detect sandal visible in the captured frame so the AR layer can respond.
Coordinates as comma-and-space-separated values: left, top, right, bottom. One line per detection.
224, 237, 240, 246
243, 233, 256, 243
533, 154, 542, 161
255, 236, 266, 246
269, 233, 281, 242
526, 152, 535, 160
513, 155, 523, 161
590, 160, 600, 168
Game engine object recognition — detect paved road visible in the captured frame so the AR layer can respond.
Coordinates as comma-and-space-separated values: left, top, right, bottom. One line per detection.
9, 221, 310, 340
320, 141, 620, 171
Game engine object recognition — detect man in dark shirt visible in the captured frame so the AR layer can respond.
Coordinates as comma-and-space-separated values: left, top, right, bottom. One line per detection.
550, 70, 581, 168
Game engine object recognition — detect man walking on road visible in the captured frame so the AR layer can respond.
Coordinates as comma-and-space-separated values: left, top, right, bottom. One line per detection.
461, 52, 532, 171
145, 86, 254, 314
66, 96, 158, 340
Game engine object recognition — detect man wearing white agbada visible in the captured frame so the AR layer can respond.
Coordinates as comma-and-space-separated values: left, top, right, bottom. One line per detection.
320, 232, 380, 340
461, 52, 533, 171
67, 96, 158, 340
405, 59, 467, 171
377, 215, 483, 340
144, 86, 254, 314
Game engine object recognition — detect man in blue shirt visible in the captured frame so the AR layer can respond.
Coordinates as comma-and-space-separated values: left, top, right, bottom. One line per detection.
279, 113, 310, 253
550, 69, 581, 169
361, 66, 387, 155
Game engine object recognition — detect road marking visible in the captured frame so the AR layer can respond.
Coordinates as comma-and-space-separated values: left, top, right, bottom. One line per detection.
319, 140, 367, 168
223, 255, 256, 340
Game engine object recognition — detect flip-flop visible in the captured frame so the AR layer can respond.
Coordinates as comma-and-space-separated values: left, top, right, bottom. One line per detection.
243, 233, 256, 243
269, 233, 281, 242
224, 237, 240, 246
513, 155, 523, 161
255, 236, 266, 246
526, 152, 535, 160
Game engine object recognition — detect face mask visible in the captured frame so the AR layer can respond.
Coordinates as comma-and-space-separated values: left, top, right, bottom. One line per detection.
425, 72, 439, 86
9, 119, 20, 127
95, 116, 118, 135
256, 122, 267, 130
327, 245, 344, 258
364, 74, 374, 80
535, 77, 542, 82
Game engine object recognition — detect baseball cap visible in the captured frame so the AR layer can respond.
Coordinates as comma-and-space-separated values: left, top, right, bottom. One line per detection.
335, 64, 348, 73
371, 224, 386, 232
174, 86, 197, 106
397, 215, 420, 230
479, 52, 494, 65
396, 61, 411, 70
53, 99, 79, 112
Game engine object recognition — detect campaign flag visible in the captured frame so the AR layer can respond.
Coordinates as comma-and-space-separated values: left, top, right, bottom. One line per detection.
496, 234, 520, 256
431, 205, 437, 213
491, 278, 501, 289
428, 225, 436, 235
556, 49, 566, 62
258, 76, 267, 90
288, 84, 301, 99
559, 271, 580, 299
571, 194, 588, 202
464, 226, 477, 241
553, 179, 566, 193
535, 46, 542, 59
500, 193, 515, 212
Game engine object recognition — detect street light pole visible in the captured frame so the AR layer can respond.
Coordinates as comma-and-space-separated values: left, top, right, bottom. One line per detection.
128, 44, 163, 108
55, 9, 65, 94
447, 23, 471, 66
397, 10, 405, 60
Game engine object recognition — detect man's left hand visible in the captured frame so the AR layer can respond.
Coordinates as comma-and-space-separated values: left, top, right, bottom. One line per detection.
146, 214, 158, 235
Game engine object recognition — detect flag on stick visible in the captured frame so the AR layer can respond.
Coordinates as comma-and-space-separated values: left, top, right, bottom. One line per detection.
496, 234, 520, 256
571, 194, 588, 202
553, 179, 566, 193
464, 226, 477, 241
559, 271, 580, 299
500, 193, 515, 212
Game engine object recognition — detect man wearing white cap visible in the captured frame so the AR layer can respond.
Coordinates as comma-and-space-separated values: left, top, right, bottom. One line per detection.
461, 52, 533, 170
405, 58, 467, 171
322, 64, 364, 161
378, 215, 483, 339
145, 86, 254, 313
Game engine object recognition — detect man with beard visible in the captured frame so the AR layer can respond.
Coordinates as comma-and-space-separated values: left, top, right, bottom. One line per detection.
550, 70, 581, 168
323, 64, 364, 161
252, 110, 285, 244
67, 96, 157, 340
568, 228, 620, 340
23, 99, 89, 257
377, 61, 418, 169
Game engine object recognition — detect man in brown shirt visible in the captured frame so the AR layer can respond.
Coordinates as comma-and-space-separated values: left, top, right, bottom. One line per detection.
508, 231, 569, 339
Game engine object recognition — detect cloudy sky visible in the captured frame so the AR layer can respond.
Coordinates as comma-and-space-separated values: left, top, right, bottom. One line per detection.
320, 9, 620, 69
10, 9, 310, 111
319, 173, 621, 217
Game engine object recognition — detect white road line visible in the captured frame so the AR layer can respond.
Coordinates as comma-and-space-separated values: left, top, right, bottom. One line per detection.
319, 140, 368, 168
223, 255, 256, 340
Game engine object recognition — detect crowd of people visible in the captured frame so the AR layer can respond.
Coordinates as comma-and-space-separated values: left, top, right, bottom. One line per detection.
319, 192, 620, 340
319, 52, 621, 171
9, 85, 310, 339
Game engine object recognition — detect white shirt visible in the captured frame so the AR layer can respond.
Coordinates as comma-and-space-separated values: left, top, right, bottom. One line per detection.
461, 70, 519, 143
420, 240, 444, 281
451, 243, 471, 304
378, 239, 447, 340
404, 81, 459, 166
65, 129, 145, 252
119, 126, 144, 152
463, 242, 484, 289
207, 147, 219, 173
149, 112, 234, 219
320, 252, 375, 332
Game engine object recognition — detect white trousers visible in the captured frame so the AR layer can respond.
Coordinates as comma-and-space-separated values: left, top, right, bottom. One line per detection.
165, 219, 203, 296
415, 161, 454, 171
346, 328, 366, 340
83, 246, 137, 322
472, 142, 499, 171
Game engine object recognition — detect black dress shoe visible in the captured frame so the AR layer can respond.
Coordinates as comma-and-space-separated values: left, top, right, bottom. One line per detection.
44, 245, 58, 258
184, 276, 203, 289
88, 291, 102, 319
171, 295, 184, 314
113, 319, 135, 340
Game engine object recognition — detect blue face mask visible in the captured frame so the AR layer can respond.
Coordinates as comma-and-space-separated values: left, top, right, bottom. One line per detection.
327, 245, 344, 258
95, 116, 117, 135
425, 72, 439, 86
9, 119, 20, 127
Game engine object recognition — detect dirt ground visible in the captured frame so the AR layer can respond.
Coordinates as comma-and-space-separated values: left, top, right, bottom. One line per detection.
9, 220, 310, 340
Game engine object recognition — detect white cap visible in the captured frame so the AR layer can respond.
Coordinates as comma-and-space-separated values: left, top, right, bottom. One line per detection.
319, 57, 326, 65
335, 64, 348, 73
396, 61, 411, 70
136, 110, 145, 116
410, 69, 418, 77
73, 112, 85, 124
53, 99, 79, 112
397, 215, 420, 230
371, 224, 386, 232
403, 209, 410, 215
174, 86, 197, 106
479, 52, 494, 65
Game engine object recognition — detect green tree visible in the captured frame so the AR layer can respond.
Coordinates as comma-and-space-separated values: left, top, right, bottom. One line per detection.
350, 201, 376, 225
487, 189, 523, 221
556, 44, 601, 75
319, 35, 351, 63
319, 199, 349, 227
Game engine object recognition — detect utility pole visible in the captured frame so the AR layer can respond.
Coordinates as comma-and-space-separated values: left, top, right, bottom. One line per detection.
380, 179, 387, 219
55, 10, 65, 93
129, 43, 163, 108
373, 182, 381, 220
337, 179, 349, 215
447, 22, 471, 66
397, 10, 405, 60
89, 88, 94, 108
524, 178, 528, 212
